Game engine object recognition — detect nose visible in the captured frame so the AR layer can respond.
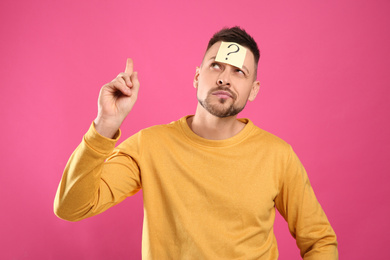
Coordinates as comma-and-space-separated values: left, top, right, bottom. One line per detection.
217, 78, 231, 86
217, 68, 231, 86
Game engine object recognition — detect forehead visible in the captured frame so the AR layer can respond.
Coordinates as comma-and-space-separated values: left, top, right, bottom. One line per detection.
203, 41, 256, 71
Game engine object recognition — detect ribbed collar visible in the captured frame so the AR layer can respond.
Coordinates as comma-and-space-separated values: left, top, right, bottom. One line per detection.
178, 115, 255, 148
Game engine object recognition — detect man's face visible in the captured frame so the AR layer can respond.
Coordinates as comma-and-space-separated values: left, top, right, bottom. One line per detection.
194, 41, 260, 118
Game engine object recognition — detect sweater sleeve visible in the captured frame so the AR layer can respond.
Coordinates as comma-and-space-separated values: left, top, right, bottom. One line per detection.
53, 123, 142, 222
274, 147, 338, 259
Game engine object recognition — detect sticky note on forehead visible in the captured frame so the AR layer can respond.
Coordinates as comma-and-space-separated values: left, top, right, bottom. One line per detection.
215, 41, 247, 69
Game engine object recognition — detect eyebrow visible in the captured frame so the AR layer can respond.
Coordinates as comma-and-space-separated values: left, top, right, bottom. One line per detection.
208, 56, 250, 74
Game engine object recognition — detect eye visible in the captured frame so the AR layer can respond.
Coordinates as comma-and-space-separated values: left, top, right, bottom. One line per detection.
235, 68, 245, 75
211, 62, 221, 69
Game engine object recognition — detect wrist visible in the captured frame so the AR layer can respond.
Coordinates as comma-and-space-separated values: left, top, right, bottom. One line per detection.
93, 117, 121, 139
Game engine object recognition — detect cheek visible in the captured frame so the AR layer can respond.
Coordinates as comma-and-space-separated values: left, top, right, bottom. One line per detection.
236, 83, 254, 100
198, 74, 215, 91
195, 83, 208, 99
199, 74, 211, 84
200, 69, 219, 82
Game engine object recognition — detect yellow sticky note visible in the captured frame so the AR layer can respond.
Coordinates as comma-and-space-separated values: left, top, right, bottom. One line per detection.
215, 41, 247, 69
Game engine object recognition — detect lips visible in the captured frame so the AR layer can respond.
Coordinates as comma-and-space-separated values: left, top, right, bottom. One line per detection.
212, 90, 234, 99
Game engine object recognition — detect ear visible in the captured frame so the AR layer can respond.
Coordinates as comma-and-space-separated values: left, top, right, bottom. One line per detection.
193, 67, 200, 88
248, 80, 260, 101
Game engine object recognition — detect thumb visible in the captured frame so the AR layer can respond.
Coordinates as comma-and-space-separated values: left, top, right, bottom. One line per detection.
125, 58, 134, 75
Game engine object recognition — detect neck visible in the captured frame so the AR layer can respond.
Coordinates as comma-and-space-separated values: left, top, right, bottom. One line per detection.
187, 105, 246, 140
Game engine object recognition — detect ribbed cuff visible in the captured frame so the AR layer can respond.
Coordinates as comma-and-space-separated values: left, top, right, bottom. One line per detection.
83, 122, 121, 154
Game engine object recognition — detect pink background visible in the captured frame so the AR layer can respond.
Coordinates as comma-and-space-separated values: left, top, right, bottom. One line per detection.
1, 0, 389, 259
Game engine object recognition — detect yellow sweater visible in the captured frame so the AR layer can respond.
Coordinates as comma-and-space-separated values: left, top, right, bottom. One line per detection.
54, 116, 338, 259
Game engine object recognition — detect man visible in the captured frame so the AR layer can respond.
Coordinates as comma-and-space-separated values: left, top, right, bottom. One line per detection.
54, 27, 338, 259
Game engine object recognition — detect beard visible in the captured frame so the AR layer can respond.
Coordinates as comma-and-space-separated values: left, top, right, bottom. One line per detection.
197, 87, 247, 118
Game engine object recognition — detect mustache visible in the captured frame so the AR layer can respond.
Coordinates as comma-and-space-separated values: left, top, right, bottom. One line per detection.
209, 86, 237, 100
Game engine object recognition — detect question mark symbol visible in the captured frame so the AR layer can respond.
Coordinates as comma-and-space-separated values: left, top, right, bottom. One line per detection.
225, 44, 240, 60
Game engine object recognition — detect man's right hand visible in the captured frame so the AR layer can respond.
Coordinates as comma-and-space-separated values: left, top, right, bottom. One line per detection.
94, 58, 140, 138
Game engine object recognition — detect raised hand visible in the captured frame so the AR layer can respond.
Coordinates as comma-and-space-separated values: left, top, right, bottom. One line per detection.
94, 58, 140, 138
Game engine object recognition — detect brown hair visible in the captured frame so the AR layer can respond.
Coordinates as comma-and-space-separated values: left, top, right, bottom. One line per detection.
206, 26, 260, 67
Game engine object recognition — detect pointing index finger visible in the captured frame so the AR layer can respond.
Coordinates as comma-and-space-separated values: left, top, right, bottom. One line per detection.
125, 58, 133, 75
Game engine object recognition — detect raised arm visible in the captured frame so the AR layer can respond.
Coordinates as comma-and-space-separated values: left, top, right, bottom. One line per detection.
94, 58, 140, 138
54, 59, 141, 221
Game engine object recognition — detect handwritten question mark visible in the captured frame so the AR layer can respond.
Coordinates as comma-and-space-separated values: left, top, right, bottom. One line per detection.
225, 44, 240, 60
